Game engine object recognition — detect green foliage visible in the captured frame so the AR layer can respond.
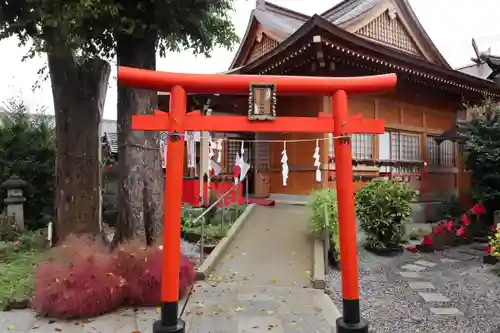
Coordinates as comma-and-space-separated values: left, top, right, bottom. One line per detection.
0, 250, 42, 310
0, 213, 18, 241
438, 194, 461, 220
0, 226, 48, 310
356, 178, 416, 249
181, 204, 245, 243
309, 189, 339, 257
458, 101, 500, 210
0, 100, 55, 229
0, 0, 239, 59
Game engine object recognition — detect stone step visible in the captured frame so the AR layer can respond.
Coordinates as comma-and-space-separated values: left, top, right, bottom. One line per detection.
471, 243, 488, 251
474, 236, 489, 243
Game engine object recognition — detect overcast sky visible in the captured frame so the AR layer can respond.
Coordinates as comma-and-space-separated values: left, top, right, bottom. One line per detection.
0, 0, 499, 120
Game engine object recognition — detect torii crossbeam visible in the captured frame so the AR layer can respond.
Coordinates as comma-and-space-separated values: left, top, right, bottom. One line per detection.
118, 66, 397, 333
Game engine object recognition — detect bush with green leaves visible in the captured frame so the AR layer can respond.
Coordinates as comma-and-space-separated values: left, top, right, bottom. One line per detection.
309, 189, 339, 257
0, 99, 55, 230
356, 178, 416, 250
458, 100, 500, 218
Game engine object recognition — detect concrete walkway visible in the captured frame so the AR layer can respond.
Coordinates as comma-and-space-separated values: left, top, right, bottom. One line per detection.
0, 204, 340, 332
212, 204, 313, 287
178, 204, 339, 332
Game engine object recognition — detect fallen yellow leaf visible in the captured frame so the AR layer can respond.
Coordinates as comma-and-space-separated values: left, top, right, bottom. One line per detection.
305, 270, 312, 276
7, 325, 14, 331
272, 279, 279, 284
234, 307, 245, 312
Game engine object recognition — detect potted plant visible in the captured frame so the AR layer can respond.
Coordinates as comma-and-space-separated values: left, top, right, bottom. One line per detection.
356, 178, 416, 256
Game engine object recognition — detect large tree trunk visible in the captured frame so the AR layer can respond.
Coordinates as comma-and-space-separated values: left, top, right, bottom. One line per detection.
114, 31, 163, 245
48, 54, 111, 243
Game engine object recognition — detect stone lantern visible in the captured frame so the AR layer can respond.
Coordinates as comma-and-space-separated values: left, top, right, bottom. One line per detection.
0, 175, 27, 230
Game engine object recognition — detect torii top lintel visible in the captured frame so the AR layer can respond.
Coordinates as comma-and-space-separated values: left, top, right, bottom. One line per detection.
118, 66, 397, 95
118, 66, 396, 134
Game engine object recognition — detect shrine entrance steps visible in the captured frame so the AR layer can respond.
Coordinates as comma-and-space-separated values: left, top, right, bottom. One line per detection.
181, 204, 340, 332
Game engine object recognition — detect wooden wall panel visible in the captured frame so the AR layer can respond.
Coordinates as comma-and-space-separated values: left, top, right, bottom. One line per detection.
210, 88, 466, 199
378, 98, 400, 124
425, 109, 455, 131
402, 103, 423, 127
349, 97, 375, 118
265, 96, 324, 194
427, 172, 456, 198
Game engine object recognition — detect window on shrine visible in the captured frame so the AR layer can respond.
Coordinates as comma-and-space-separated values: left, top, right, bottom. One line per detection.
351, 134, 373, 160
427, 137, 455, 167
440, 140, 455, 166
390, 132, 421, 161
426, 137, 439, 166
328, 133, 373, 160
378, 131, 421, 173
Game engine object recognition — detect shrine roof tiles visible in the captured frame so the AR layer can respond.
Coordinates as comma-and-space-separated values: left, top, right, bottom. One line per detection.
321, 0, 381, 25
455, 62, 491, 80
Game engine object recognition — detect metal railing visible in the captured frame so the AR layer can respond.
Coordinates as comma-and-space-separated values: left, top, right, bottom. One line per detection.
191, 176, 249, 264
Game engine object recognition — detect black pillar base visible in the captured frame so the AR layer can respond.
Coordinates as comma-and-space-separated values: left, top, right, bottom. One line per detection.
336, 317, 369, 333
153, 318, 185, 333
153, 301, 185, 333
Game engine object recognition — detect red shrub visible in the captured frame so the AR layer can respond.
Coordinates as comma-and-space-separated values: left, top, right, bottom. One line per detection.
33, 236, 196, 318
180, 255, 196, 297
33, 237, 125, 318
113, 242, 195, 306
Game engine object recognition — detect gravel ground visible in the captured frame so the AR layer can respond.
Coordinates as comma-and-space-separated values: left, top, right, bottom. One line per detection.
326, 245, 500, 333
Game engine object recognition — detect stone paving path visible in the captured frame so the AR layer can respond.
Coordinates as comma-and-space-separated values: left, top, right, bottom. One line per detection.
326, 243, 500, 333
399, 259, 464, 316
181, 281, 338, 333
0, 204, 340, 332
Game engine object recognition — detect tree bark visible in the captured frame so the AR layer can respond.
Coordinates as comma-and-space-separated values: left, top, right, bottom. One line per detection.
114, 31, 163, 245
48, 54, 111, 243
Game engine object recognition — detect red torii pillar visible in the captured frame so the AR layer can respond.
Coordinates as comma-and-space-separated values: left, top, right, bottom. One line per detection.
118, 66, 396, 333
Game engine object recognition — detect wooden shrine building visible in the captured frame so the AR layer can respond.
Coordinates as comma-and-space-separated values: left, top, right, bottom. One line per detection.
158, 0, 500, 220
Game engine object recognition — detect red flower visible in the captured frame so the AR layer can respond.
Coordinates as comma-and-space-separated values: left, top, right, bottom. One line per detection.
491, 225, 497, 233
487, 245, 493, 255
456, 226, 466, 237
445, 220, 454, 232
108, 164, 113, 168
423, 235, 433, 246
462, 214, 470, 226
432, 224, 443, 235
406, 245, 417, 253
471, 203, 486, 215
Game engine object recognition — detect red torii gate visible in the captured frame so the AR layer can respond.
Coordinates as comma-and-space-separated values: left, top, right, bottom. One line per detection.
118, 66, 396, 333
